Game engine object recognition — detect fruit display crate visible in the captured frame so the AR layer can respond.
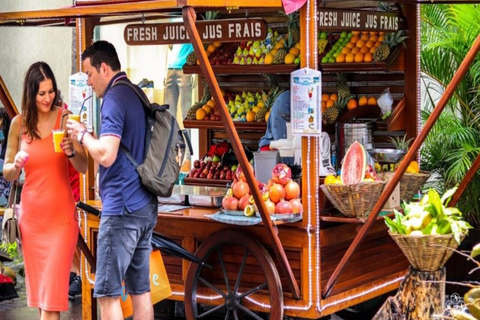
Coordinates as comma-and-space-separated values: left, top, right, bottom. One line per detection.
183, 177, 232, 188
183, 64, 299, 75
183, 119, 267, 131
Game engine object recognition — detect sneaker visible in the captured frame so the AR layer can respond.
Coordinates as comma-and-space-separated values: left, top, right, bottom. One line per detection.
69, 275, 82, 297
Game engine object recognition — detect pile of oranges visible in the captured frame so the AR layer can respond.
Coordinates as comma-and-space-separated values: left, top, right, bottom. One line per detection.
321, 93, 378, 113
322, 31, 386, 64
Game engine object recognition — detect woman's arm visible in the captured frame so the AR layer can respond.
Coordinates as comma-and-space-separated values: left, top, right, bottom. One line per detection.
3, 115, 24, 181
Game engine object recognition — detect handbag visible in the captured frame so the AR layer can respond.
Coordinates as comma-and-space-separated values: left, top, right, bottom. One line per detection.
2, 180, 20, 244
119, 249, 172, 317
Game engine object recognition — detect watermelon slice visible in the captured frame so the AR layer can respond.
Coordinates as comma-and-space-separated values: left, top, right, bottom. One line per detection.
341, 141, 366, 185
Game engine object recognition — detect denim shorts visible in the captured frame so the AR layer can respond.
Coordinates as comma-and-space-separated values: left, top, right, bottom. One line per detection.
93, 198, 158, 298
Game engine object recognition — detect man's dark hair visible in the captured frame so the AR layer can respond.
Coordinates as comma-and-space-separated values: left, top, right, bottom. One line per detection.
81, 40, 121, 72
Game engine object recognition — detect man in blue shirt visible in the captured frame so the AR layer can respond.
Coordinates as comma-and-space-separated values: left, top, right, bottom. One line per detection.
67, 41, 157, 320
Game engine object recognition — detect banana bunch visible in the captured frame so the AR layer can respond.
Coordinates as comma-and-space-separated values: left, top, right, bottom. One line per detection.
318, 39, 328, 54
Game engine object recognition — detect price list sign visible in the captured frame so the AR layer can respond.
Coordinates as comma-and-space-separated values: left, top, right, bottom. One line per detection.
290, 68, 322, 136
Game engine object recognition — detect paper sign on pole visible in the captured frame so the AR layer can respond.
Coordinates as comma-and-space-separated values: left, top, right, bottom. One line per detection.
290, 68, 322, 136
69, 72, 93, 132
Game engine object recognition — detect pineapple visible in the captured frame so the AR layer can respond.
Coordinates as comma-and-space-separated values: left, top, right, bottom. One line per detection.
373, 30, 408, 62
273, 47, 287, 64
186, 51, 197, 66
336, 73, 350, 100
256, 86, 285, 122
322, 95, 351, 125
187, 100, 205, 120
389, 134, 413, 151
201, 79, 211, 101
287, 11, 300, 44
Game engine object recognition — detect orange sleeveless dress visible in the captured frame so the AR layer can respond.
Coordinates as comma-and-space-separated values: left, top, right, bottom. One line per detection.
19, 110, 78, 311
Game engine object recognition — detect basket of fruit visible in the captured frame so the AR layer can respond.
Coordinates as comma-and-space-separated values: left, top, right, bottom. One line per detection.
385, 187, 471, 271
379, 163, 431, 202
321, 141, 386, 219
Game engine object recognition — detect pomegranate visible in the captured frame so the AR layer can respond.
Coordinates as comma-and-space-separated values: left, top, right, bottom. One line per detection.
238, 194, 251, 211
284, 180, 300, 200
235, 163, 254, 182
289, 199, 303, 213
232, 180, 249, 199
275, 200, 293, 214
268, 183, 285, 204
271, 163, 292, 185
263, 199, 276, 215
222, 197, 239, 211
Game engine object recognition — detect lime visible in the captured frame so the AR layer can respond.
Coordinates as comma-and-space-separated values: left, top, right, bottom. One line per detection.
244, 205, 255, 217
321, 57, 328, 63
328, 57, 335, 63
320, 32, 327, 39
340, 31, 347, 38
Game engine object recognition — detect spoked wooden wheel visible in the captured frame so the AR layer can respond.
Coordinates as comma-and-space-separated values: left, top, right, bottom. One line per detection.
185, 229, 283, 320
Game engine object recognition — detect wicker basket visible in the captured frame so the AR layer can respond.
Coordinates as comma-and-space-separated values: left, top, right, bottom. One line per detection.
320, 181, 386, 218
389, 232, 465, 271
380, 171, 430, 201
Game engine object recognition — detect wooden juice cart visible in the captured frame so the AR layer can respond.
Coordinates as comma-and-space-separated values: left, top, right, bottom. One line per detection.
0, 1, 479, 320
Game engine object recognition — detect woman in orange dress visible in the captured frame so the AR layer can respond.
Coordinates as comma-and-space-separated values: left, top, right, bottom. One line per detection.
3, 62, 88, 319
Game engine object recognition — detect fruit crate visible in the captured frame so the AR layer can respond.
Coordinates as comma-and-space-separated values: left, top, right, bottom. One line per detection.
183, 177, 232, 188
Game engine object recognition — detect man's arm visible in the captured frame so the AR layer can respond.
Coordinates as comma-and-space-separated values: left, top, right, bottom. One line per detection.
78, 131, 120, 168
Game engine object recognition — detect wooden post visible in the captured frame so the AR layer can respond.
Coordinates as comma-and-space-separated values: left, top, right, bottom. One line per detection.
373, 267, 445, 320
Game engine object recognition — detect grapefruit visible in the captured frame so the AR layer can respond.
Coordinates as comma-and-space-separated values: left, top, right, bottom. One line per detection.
341, 141, 366, 185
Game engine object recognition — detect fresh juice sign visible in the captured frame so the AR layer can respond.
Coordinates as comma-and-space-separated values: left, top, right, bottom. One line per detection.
318, 9, 401, 31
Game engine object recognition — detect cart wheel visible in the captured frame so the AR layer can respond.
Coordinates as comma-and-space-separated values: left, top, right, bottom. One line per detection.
185, 229, 283, 320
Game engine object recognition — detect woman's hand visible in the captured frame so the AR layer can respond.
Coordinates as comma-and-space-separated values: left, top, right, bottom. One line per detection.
13, 150, 29, 169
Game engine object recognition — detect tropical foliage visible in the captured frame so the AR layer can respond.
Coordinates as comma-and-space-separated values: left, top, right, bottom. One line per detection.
420, 4, 480, 227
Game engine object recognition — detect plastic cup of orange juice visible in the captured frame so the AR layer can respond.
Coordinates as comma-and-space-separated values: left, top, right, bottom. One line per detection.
68, 114, 81, 122
52, 129, 65, 153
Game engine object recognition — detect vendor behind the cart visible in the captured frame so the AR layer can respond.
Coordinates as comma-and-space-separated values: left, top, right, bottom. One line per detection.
258, 91, 294, 165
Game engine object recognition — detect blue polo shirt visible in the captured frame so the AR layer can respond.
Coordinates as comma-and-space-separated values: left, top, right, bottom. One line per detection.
99, 72, 152, 216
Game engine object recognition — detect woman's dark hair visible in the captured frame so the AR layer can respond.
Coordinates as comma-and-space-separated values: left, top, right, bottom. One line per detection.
81, 40, 121, 72
0, 108, 11, 159
21, 62, 58, 140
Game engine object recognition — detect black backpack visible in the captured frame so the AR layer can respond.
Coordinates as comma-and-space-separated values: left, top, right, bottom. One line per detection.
112, 80, 192, 197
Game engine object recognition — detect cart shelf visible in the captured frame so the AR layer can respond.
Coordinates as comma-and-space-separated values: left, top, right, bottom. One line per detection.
183, 64, 299, 75
320, 212, 395, 224
183, 119, 267, 131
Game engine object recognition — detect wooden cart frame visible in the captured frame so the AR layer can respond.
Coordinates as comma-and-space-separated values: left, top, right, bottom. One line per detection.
1, 1, 479, 319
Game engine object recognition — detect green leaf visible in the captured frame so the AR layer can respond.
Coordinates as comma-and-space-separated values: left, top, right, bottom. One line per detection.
441, 186, 458, 206
444, 207, 462, 217
428, 188, 443, 218
384, 216, 401, 233
471, 243, 480, 258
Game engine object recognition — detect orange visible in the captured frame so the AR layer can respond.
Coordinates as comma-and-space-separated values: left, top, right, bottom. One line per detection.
345, 52, 355, 63
289, 47, 300, 57
378, 36, 385, 42
375, 41, 382, 47
379, 31, 385, 36
284, 53, 296, 64
295, 42, 301, 50
368, 96, 377, 106
369, 35, 378, 42
265, 111, 270, 122
321, 101, 327, 113
360, 46, 370, 54
341, 47, 351, 54
336, 53, 346, 63
352, 31, 361, 36
356, 39, 366, 48
351, 47, 360, 54
365, 40, 375, 48
364, 52, 373, 63
269, 49, 278, 57
322, 94, 330, 102
246, 111, 255, 122
354, 52, 364, 63
207, 44, 216, 53
350, 35, 360, 44
358, 96, 368, 106
202, 104, 212, 114
370, 47, 377, 53
347, 99, 358, 110
369, 31, 378, 36
330, 93, 338, 101
361, 34, 369, 41
213, 41, 222, 47
206, 99, 216, 107
196, 108, 207, 120
346, 42, 355, 49
265, 53, 274, 64
274, 42, 285, 49
326, 99, 335, 108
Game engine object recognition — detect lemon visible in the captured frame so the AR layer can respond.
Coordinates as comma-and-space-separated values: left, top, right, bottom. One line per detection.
324, 175, 337, 185
244, 205, 255, 217
465, 288, 480, 319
